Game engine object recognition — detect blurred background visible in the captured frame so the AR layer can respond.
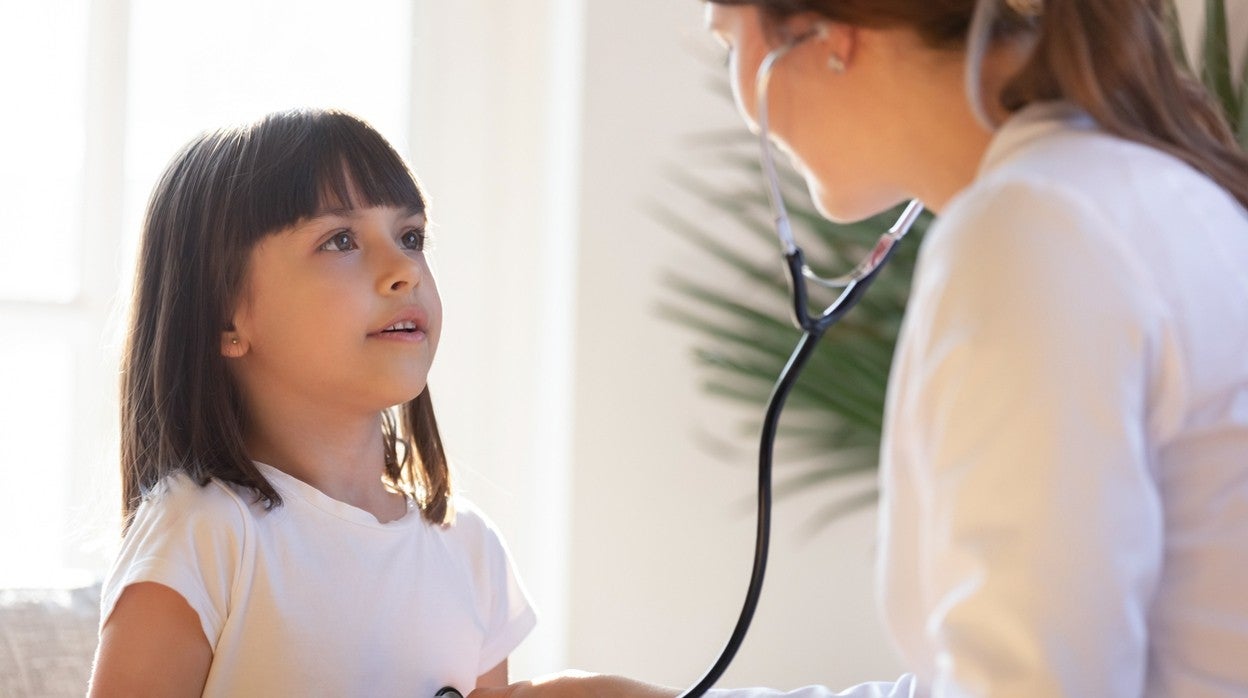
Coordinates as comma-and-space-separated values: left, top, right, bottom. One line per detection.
1, 0, 1243, 691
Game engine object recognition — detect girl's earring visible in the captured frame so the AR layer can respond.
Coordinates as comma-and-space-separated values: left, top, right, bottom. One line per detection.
827, 54, 846, 74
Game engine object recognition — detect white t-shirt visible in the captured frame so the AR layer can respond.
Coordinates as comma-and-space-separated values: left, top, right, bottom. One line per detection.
100, 462, 537, 697
713, 102, 1248, 696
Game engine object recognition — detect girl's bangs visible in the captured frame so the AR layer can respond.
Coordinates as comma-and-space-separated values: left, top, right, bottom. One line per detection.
234, 110, 425, 240
311, 115, 426, 214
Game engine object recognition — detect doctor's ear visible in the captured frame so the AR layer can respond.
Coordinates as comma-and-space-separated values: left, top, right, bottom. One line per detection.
777, 13, 855, 71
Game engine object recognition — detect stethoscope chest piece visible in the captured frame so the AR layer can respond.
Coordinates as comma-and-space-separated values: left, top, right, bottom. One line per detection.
436, 686, 464, 698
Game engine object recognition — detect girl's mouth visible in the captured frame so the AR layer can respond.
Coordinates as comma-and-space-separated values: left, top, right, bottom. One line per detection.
380, 320, 419, 333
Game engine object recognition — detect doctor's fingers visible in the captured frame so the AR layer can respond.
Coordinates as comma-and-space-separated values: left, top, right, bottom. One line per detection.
469, 672, 678, 698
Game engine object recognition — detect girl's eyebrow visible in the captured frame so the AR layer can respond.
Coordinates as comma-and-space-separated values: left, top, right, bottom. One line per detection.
307, 206, 356, 222
283, 208, 354, 237
400, 205, 427, 222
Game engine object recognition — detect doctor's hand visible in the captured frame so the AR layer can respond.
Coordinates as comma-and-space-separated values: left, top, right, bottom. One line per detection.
468, 670, 678, 698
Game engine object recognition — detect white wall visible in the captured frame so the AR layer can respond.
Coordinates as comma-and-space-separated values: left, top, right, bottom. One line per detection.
409, 0, 582, 678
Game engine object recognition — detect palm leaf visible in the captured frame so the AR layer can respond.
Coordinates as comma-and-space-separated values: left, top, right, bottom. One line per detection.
1164, 0, 1194, 73
1237, 35, 1248, 150
1202, 0, 1240, 126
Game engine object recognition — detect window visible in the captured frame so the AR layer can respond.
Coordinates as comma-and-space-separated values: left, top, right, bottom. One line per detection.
0, 0, 95, 588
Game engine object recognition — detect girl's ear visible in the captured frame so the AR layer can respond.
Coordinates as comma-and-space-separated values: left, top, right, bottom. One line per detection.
221, 327, 249, 358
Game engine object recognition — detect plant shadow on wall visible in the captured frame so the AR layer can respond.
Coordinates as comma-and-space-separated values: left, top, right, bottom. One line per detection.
654, 0, 1247, 532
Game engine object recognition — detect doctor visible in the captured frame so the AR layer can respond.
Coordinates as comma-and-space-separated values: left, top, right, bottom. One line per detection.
474, 0, 1248, 695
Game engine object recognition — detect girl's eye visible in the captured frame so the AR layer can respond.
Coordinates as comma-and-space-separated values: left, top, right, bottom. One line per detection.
400, 229, 426, 251
320, 231, 357, 252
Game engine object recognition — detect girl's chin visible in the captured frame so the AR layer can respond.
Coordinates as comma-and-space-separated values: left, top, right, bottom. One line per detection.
383, 383, 430, 409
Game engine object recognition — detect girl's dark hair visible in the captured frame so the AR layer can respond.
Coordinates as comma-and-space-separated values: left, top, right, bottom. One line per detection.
120, 108, 452, 528
713, 0, 1248, 210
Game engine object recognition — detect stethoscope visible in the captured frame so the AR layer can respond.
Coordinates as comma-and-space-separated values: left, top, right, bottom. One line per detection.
676, 34, 923, 698
431, 32, 923, 698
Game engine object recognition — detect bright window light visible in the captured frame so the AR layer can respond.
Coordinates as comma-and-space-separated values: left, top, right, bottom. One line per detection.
0, 1, 88, 303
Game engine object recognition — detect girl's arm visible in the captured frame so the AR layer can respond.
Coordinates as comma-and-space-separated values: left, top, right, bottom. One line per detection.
89, 582, 212, 697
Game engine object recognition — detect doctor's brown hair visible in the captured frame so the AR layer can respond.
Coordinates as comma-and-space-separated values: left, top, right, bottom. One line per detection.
119, 109, 452, 528
712, 0, 1248, 211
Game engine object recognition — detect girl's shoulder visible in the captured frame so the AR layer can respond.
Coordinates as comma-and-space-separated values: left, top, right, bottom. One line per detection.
434, 495, 536, 641
104, 473, 255, 648
438, 496, 501, 544
432, 496, 522, 570
130, 471, 259, 536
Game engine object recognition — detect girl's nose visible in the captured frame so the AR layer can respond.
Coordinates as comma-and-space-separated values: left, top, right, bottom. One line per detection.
377, 245, 423, 294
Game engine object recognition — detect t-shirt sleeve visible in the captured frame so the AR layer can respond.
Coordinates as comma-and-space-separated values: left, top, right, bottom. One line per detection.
99, 476, 248, 650
455, 501, 538, 674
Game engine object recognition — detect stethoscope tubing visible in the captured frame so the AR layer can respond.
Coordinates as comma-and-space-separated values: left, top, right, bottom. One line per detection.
678, 242, 903, 698
677, 33, 920, 697
679, 325, 821, 697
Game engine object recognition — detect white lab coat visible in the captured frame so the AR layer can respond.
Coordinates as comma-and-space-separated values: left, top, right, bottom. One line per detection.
714, 102, 1248, 697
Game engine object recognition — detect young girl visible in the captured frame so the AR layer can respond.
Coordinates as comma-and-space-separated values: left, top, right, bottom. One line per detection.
89, 109, 536, 697
473, 0, 1248, 696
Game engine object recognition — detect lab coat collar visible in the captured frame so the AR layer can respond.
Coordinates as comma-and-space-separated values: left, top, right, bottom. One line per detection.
977, 101, 1098, 177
